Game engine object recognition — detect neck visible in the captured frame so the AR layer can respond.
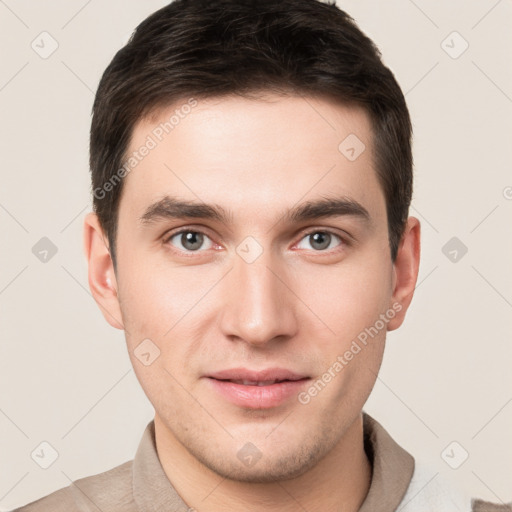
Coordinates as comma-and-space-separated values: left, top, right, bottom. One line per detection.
154, 413, 372, 512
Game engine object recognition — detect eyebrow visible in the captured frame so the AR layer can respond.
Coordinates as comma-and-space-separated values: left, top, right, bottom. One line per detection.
139, 195, 370, 227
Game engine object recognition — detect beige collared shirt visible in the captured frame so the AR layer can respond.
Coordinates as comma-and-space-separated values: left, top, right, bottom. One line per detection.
13, 412, 507, 511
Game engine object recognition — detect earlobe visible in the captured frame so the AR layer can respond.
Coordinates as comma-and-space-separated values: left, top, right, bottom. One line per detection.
83, 212, 124, 330
387, 216, 421, 332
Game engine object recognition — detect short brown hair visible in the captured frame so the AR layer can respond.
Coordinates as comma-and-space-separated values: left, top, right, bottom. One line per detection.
90, 0, 413, 269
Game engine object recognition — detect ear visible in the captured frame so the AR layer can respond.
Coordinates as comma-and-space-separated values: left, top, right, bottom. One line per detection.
387, 216, 421, 331
83, 212, 124, 330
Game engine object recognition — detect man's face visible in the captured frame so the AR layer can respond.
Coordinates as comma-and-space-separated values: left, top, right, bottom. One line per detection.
109, 94, 399, 481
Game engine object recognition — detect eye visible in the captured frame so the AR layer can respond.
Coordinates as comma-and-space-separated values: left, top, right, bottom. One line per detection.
295, 230, 345, 252
164, 229, 215, 252
164, 228, 347, 255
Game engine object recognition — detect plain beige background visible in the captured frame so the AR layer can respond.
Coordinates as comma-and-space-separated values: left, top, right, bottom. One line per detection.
1, 0, 511, 509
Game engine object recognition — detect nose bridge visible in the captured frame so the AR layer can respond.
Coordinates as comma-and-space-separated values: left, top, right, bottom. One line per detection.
219, 240, 296, 345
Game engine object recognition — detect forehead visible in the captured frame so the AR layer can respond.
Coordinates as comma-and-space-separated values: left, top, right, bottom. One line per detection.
119, 94, 384, 227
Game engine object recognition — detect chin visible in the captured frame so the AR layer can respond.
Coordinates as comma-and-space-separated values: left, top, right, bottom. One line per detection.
190, 433, 328, 484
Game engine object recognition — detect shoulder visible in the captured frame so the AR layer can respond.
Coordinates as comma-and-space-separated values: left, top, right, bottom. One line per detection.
398, 459, 472, 511
471, 500, 512, 512
398, 459, 512, 512
12, 460, 134, 512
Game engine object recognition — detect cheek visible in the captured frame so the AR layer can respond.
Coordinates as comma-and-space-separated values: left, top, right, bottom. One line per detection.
295, 256, 393, 343
116, 259, 225, 387
117, 255, 206, 334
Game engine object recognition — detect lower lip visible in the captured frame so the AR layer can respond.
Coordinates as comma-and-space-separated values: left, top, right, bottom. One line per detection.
206, 377, 310, 409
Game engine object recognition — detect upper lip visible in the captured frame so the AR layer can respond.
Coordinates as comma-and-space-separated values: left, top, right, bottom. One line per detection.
206, 367, 309, 382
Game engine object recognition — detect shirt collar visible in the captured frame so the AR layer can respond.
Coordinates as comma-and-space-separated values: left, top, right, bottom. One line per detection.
132, 421, 187, 511
359, 413, 415, 511
132, 412, 414, 512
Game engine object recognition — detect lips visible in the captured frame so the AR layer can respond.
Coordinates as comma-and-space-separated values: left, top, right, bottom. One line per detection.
205, 367, 311, 408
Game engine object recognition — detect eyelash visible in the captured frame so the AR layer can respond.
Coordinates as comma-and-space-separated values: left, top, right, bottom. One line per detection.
162, 227, 349, 256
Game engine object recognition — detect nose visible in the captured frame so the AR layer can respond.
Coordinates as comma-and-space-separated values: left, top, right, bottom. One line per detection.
218, 246, 298, 348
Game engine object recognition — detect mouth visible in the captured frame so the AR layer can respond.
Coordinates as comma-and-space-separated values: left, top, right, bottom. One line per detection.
204, 368, 311, 409
215, 378, 305, 386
